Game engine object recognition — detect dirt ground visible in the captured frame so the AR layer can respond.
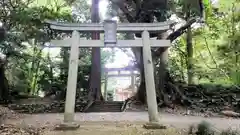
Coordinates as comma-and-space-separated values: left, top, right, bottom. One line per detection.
2, 98, 240, 135
45, 122, 185, 135
3, 112, 240, 135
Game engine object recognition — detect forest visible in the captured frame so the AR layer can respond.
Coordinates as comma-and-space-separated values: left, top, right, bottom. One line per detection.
0, 0, 239, 108
0, 0, 240, 134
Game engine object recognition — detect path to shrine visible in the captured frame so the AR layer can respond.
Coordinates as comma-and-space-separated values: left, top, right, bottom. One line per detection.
6, 112, 240, 131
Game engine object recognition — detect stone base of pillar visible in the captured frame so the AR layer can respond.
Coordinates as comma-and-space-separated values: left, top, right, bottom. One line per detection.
64, 113, 74, 122
54, 122, 80, 131
143, 122, 167, 129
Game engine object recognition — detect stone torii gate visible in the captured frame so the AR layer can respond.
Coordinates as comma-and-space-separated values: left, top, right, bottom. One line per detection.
104, 66, 139, 100
46, 20, 173, 129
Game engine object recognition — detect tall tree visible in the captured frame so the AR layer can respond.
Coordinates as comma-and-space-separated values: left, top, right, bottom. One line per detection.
88, 0, 103, 101
110, 0, 206, 104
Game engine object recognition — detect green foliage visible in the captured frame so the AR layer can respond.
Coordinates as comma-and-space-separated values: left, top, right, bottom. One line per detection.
0, 0, 115, 99
196, 121, 214, 135
229, 71, 240, 85
169, 0, 240, 85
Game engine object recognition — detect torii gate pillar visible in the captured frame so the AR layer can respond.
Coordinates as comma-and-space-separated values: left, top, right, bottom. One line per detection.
64, 31, 80, 123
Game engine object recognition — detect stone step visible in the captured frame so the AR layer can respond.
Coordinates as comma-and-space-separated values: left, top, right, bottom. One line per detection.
85, 101, 124, 112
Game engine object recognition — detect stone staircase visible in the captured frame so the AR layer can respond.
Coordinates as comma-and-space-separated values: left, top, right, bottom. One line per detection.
84, 101, 124, 112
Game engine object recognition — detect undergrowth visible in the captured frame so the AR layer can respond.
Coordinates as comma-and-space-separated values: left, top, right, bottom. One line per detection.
188, 121, 239, 135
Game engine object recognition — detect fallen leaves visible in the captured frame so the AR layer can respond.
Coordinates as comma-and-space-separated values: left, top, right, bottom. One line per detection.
0, 105, 24, 124
7, 100, 86, 114
0, 124, 41, 135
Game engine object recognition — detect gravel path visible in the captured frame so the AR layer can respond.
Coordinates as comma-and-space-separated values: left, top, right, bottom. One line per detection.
5, 112, 240, 131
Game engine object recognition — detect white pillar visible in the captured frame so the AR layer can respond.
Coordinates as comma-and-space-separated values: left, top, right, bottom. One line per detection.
64, 30, 80, 123
104, 73, 108, 100
131, 71, 135, 90
142, 30, 159, 123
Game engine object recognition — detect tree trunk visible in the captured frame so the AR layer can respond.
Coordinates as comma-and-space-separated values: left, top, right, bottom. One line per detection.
157, 47, 171, 105
0, 59, 9, 103
60, 48, 69, 84
186, 14, 194, 84
136, 54, 146, 103
124, 33, 146, 103
134, 48, 170, 105
104, 74, 108, 100
30, 48, 42, 95
30, 56, 41, 95
88, 0, 103, 101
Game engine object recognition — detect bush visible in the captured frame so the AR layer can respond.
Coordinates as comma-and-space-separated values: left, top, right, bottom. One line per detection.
188, 121, 239, 135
